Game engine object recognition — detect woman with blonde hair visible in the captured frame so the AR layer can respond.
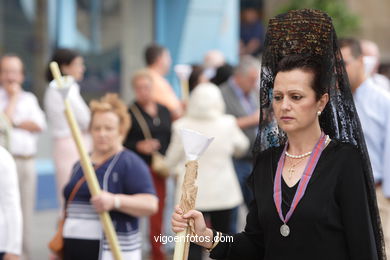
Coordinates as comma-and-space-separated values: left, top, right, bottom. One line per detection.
61, 93, 157, 260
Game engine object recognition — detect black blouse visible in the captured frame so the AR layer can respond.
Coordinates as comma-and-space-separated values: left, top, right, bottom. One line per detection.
210, 140, 378, 260
123, 102, 172, 166
281, 178, 299, 218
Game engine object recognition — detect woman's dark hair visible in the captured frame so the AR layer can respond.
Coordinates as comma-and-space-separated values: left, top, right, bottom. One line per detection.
275, 54, 327, 100
211, 63, 234, 86
46, 48, 80, 82
188, 65, 205, 92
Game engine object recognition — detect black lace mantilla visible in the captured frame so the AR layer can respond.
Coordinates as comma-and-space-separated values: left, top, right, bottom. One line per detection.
254, 9, 386, 260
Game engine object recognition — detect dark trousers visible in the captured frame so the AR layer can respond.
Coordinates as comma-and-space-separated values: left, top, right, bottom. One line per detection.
230, 159, 254, 233
233, 159, 253, 207
188, 208, 233, 260
63, 238, 100, 260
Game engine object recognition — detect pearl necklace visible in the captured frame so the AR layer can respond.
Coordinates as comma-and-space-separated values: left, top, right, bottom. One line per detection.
285, 135, 330, 159
285, 151, 312, 159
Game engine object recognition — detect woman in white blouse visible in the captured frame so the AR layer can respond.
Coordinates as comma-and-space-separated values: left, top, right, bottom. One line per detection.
0, 146, 22, 260
44, 48, 91, 208
165, 83, 249, 259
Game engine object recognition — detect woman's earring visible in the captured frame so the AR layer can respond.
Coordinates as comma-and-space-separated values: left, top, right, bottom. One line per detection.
317, 111, 322, 116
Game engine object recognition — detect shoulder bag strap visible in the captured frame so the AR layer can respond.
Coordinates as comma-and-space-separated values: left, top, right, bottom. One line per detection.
129, 104, 153, 140
64, 176, 86, 216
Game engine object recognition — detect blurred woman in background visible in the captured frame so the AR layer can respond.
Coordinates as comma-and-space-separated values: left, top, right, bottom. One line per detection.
166, 83, 248, 260
44, 48, 91, 207
188, 65, 208, 93
123, 70, 172, 260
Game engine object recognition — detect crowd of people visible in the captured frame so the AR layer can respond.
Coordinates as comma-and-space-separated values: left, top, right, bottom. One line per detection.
0, 7, 390, 260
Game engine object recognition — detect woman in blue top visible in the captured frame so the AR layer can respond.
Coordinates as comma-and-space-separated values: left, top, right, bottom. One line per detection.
62, 93, 158, 260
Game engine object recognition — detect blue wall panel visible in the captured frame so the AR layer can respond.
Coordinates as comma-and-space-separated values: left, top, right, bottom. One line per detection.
155, 0, 239, 95
178, 0, 239, 65
155, 0, 190, 95
35, 159, 58, 210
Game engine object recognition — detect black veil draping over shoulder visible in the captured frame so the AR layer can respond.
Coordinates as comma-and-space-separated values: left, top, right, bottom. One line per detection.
253, 9, 386, 260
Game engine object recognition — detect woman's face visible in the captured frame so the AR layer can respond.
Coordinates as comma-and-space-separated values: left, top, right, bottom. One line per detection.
134, 76, 153, 104
61, 56, 85, 81
272, 68, 328, 134
90, 111, 122, 154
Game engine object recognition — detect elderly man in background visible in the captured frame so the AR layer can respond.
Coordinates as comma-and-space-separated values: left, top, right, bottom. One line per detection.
220, 56, 260, 217
340, 38, 390, 257
361, 39, 390, 92
203, 50, 226, 70
202, 50, 227, 81
0, 54, 46, 260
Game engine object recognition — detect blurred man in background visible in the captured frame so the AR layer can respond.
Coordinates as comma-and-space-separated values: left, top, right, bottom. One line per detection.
145, 44, 183, 119
220, 55, 260, 222
361, 39, 390, 92
0, 54, 46, 260
340, 38, 390, 257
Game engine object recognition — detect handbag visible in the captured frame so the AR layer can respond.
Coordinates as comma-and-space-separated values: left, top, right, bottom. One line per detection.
129, 104, 170, 178
151, 151, 170, 178
48, 176, 86, 258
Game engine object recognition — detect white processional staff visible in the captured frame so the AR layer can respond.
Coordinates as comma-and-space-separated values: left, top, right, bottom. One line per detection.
174, 64, 192, 102
173, 129, 214, 260
49, 62, 123, 260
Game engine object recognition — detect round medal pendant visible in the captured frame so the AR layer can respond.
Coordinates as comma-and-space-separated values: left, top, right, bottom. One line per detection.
153, 117, 161, 126
280, 224, 290, 237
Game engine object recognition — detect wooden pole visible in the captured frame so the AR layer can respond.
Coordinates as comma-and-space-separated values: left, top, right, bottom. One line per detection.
173, 160, 199, 260
181, 79, 189, 102
50, 62, 123, 260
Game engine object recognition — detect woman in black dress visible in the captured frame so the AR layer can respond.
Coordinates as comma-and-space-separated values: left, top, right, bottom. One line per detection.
171, 9, 385, 260
123, 69, 172, 260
